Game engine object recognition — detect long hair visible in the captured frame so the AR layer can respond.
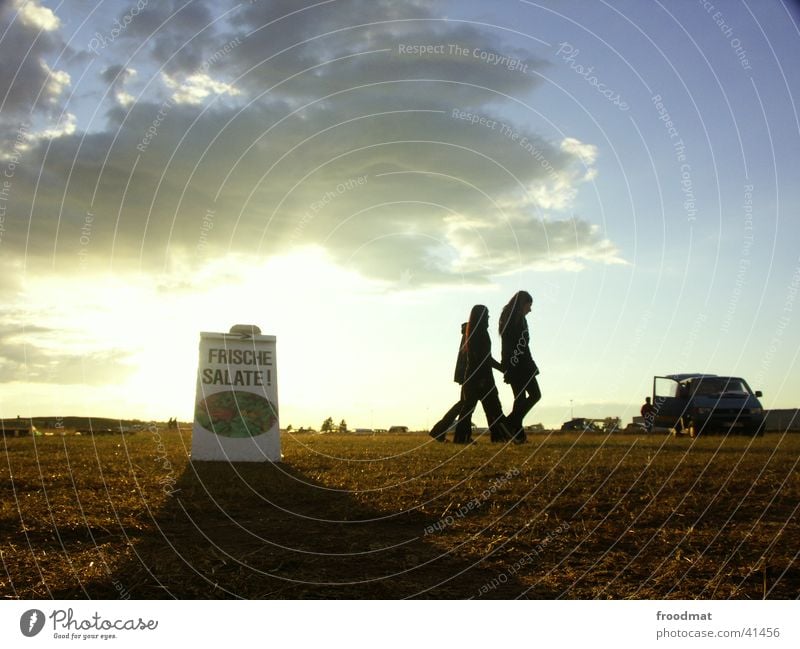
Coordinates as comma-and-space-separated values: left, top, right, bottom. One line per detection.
463, 305, 489, 352
499, 290, 532, 335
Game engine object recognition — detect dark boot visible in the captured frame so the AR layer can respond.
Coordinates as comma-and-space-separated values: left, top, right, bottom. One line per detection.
507, 416, 526, 443
429, 421, 447, 441
453, 420, 471, 444
490, 417, 514, 442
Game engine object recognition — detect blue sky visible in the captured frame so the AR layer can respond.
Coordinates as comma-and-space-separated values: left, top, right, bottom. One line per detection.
0, 0, 798, 429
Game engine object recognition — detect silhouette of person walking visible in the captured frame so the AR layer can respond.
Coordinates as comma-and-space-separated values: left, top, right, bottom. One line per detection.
499, 291, 541, 443
429, 322, 468, 442
453, 305, 512, 444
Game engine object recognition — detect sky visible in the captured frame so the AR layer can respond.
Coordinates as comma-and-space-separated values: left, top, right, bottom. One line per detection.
0, 0, 798, 430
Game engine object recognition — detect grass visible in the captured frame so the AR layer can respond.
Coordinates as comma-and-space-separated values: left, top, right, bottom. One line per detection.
1, 428, 798, 599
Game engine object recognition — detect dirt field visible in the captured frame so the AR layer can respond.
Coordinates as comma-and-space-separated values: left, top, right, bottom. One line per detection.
2, 429, 798, 599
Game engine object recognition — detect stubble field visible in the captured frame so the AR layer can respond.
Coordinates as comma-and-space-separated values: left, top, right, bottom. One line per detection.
1, 428, 798, 599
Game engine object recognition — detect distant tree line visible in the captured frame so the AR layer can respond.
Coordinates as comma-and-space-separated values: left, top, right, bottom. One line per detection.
283, 419, 352, 433
321, 417, 348, 433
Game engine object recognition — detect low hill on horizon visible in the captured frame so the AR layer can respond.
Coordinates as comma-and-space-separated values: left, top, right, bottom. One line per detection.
4, 416, 183, 431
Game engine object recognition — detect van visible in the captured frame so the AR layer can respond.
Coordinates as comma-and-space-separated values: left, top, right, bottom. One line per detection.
652, 373, 765, 437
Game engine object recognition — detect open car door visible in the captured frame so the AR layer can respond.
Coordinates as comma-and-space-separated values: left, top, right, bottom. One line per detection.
653, 376, 688, 430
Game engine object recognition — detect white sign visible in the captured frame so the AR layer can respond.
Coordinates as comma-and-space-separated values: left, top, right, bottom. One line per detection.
191, 326, 280, 462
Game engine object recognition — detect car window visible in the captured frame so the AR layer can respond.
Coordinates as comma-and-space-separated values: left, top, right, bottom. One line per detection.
692, 377, 749, 396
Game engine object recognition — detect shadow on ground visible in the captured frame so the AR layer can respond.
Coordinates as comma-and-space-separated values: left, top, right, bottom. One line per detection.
51, 461, 542, 599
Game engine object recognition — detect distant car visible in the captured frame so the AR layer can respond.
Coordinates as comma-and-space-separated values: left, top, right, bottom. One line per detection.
653, 373, 765, 437
560, 418, 603, 432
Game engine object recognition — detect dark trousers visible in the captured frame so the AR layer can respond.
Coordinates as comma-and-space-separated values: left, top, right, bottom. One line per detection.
454, 383, 505, 443
508, 375, 541, 441
430, 400, 462, 440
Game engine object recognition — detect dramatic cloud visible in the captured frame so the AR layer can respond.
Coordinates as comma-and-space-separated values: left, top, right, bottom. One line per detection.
1, 0, 623, 291
0, 0, 71, 153
0, 321, 134, 385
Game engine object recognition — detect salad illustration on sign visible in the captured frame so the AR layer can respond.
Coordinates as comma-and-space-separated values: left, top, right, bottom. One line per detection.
195, 390, 278, 437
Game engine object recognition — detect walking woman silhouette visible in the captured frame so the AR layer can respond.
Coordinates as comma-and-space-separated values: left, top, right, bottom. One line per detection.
499, 291, 541, 443
453, 305, 512, 444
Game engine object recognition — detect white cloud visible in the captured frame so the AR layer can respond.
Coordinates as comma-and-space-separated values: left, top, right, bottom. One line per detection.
115, 90, 135, 107
16, 0, 60, 32
43, 64, 70, 101
164, 72, 241, 105
561, 136, 598, 165
527, 177, 579, 211
518, 137, 599, 211
29, 111, 76, 140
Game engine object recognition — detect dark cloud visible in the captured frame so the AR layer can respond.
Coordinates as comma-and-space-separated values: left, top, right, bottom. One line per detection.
219, 1, 545, 106
124, 0, 214, 75
100, 64, 137, 105
99, 0, 222, 77
114, 0, 211, 40
100, 64, 126, 84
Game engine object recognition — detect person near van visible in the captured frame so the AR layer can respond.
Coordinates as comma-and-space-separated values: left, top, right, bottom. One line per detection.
640, 396, 655, 432
453, 305, 513, 444
429, 322, 468, 442
499, 291, 541, 444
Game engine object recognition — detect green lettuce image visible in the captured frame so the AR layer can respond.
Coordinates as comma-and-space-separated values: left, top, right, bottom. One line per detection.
195, 390, 278, 438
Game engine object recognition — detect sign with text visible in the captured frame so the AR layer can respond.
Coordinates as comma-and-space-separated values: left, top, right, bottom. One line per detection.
191, 328, 280, 462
